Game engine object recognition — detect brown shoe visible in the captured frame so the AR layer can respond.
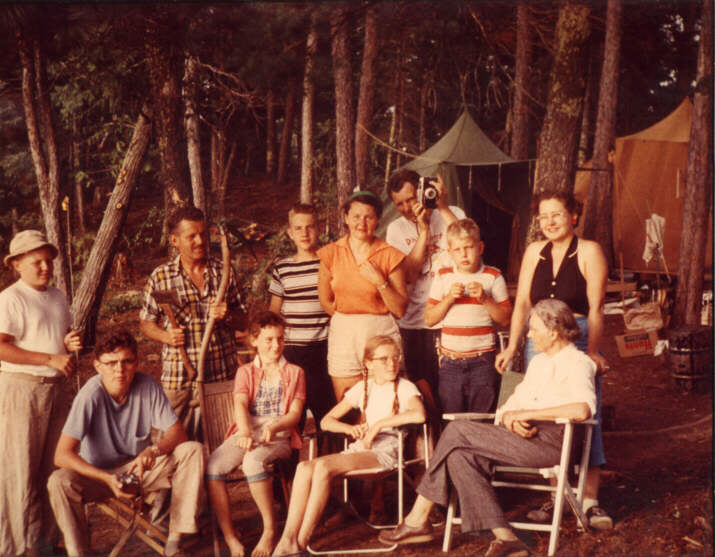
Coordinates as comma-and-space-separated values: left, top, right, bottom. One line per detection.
484, 538, 530, 557
377, 520, 435, 546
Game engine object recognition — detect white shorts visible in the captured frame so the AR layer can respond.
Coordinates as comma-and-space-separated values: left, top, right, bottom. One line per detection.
327, 312, 401, 378
343, 432, 399, 469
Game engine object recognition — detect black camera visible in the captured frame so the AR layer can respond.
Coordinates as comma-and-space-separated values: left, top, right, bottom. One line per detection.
117, 471, 141, 496
417, 176, 439, 209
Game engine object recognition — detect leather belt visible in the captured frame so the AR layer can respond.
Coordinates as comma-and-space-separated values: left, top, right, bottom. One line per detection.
1, 371, 65, 384
439, 346, 495, 360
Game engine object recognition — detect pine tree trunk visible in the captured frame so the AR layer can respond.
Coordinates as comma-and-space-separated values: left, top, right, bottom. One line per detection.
533, 2, 591, 197
70, 106, 153, 344
355, 4, 378, 188
184, 55, 206, 216
277, 86, 296, 185
673, 0, 713, 327
300, 15, 318, 204
17, 31, 70, 296
331, 5, 356, 233
266, 89, 276, 174
582, 0, 621, 266
511, 1, 531, 160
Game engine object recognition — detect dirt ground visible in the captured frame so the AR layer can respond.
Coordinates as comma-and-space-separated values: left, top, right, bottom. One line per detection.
71, 179, 712, 556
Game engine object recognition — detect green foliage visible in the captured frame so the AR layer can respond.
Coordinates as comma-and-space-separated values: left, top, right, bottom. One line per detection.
100, 289, 143, 318
124, 206, 163, 252
69, 232, 96, 269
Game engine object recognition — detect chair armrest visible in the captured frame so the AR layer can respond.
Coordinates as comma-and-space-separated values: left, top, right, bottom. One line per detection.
554, 418, 598, 425
443, 412, 495, 422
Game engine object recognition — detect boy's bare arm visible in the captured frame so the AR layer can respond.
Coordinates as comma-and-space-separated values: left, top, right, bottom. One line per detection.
424, 282, 463, 326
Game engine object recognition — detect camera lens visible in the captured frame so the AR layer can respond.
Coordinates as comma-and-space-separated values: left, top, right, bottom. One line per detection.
424, 187, 437, 199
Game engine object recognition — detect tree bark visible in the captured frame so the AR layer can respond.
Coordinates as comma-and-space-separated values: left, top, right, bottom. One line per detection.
266, 89, 276, 174
17, 31, 70, 296
331, 5, 356, 233
71, 117, 85, 234
184, 54, 206, 216
533, 2, 591, 198
582, 0, 622, 266
355, 4, 378, 188
71, 106, 153, 345
277, 86, 296, 185
511, 1, 531, 160
577, 49, 596, 167
145, 8, 188, 224
673, 0, 713, 327
300, 15, 318, 204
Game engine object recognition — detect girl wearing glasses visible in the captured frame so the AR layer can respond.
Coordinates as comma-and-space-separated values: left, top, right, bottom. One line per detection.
495, 188, 612, 530
273, 335, 425, 556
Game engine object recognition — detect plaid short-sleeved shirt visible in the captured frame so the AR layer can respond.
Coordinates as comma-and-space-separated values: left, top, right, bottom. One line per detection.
140, 256, 245, 390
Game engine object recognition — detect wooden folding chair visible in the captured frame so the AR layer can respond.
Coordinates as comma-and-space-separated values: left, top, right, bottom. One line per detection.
306, 422, 432, 555
202, 379, 295, 557
441, 333, 596, 556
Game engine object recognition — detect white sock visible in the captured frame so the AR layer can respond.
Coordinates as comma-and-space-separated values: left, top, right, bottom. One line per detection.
583, 497, 598, 513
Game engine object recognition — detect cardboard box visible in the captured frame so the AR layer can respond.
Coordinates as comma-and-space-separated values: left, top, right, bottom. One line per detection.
614, 330, 659, 358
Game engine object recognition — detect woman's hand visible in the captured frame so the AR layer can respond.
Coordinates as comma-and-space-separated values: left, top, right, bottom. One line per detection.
588, 351, 610, 374
358, 260, 386, 287
260, 423, 276, 444
495, 346, 515, 374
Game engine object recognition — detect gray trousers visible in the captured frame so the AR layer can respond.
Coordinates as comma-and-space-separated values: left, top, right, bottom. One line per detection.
416, 420, 563, 532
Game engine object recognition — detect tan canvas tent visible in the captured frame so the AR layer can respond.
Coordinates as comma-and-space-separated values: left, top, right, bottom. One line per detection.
575, 98, 712, 274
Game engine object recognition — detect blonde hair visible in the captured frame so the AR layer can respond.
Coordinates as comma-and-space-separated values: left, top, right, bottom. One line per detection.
360, 335, 401, 423
446, 218, 481, 246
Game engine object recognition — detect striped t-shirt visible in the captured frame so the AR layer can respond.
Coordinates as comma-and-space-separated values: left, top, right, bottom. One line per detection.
427, 262, 511, 353
268, 257, 330, 345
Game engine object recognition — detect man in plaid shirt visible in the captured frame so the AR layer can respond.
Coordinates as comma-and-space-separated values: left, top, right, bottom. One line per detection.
140, 206, 247, 438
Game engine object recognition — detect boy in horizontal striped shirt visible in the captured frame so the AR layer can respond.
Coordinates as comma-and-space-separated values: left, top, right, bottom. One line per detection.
425, 219, 512, 414
269, 204, 335, 434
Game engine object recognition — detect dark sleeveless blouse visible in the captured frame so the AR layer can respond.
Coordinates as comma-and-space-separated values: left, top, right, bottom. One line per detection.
530, 235, 589, 316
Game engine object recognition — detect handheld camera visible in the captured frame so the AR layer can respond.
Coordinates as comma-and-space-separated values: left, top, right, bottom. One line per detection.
417, 176, 439, 209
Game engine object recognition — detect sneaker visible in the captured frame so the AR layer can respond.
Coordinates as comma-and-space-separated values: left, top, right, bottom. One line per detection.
484, 538, 530, 557
526, 499, 553, 523
586, 506, 613, 530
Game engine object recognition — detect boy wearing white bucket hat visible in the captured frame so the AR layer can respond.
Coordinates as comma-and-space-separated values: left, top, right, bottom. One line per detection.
0, 229, 82, 556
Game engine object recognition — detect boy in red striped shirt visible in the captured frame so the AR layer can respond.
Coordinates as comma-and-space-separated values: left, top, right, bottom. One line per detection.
424, 219, 512, 414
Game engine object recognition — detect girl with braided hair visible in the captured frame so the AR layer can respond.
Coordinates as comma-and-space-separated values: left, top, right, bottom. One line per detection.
273, 335, 425, 556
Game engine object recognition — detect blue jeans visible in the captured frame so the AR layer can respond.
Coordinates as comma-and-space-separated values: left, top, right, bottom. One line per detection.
438, 351, 498, 414
524, 316, 606, 467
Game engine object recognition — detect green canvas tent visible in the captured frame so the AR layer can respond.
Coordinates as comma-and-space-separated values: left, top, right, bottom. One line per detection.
378, 109, 532, 280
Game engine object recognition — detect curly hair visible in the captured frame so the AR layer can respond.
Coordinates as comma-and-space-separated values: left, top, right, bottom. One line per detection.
94, 329, 138, 359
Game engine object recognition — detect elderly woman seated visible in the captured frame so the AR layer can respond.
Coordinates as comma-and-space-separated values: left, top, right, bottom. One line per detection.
377, 298, 597, 557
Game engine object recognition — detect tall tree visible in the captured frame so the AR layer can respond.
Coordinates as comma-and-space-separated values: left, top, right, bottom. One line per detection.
184, 54, 206, 216
277, 85, 297, 184
673, 0, 713, 327
71, 106, 152, 343
582, 0, 622, 265
16, 25, 70, 296
266, 89, 276, 174
533, 2, 591, 197
355, 4, 378, 188
510, 1, 531, 160
300, 14, 318, 203
145, 7, 189, 220
331, 5, 356, 232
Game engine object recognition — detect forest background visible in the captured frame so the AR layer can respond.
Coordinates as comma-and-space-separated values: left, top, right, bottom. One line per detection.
0, 1, 711, 347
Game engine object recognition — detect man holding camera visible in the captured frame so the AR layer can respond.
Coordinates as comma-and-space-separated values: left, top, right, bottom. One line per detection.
386, 169, 464, 400
48, 330, 204, 557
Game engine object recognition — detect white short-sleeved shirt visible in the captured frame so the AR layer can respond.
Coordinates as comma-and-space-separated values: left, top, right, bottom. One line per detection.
0, 279, 71, 377
427, 262, 510, 353
495, 343, 597, 425
386, 206, 466, 329
343, 377, 421, 429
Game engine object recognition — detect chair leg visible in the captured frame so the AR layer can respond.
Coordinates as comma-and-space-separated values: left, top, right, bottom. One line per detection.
212, 513, 221, 557
442, 490, 457, 552
108, 523, 138, 557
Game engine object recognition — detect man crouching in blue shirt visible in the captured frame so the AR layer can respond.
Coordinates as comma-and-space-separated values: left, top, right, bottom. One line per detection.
48, 329, 204, 557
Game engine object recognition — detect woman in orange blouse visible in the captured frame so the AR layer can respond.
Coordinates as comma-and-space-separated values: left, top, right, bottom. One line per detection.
318, 190, 408, 402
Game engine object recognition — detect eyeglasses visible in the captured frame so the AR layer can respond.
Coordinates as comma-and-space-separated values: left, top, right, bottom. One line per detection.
536, 211, 567, 223
370, 356, 401, 365
98, 358, 136, 368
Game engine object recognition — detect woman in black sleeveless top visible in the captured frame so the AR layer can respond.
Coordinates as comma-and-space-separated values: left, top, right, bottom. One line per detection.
495, 188, 613, 530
